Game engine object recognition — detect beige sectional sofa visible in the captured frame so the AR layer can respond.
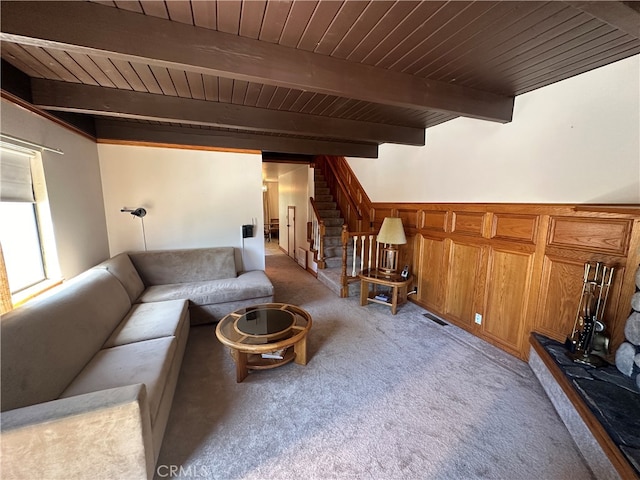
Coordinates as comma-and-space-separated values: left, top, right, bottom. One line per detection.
1, 247, 273, 480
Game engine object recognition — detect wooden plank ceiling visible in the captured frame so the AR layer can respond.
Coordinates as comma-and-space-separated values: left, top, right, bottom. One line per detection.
1, 1, 639, 157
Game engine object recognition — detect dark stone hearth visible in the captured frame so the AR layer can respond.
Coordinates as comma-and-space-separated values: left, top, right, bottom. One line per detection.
591, 369, 639, 393
565, 366, 593, 380
574, 379, 640, 447
533, 333, 640, 476
547, 344, 576, 366
621, 446, 640, 474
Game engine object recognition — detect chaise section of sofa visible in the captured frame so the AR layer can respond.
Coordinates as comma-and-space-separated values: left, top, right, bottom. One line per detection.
1, 268, 189, 480
102, 247, 274, 324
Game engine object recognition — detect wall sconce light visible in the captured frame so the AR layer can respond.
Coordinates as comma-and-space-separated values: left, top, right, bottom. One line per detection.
121, 207, 146, 218
121, 207, 148, 250
376, 217, 406, 275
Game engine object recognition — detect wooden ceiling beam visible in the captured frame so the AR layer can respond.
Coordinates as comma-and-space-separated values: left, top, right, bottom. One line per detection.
30, 79, 424, 146
94, 120, 379, 158
565, 2, 640, 39
0, 1, 514, 124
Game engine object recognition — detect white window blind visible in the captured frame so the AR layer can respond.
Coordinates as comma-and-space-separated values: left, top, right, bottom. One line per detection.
0, 147, 35, 203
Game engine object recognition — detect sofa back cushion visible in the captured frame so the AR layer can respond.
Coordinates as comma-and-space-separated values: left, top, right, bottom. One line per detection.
1, 269, 132, 412
95, 253, 145, 302
129, 247, 237, 285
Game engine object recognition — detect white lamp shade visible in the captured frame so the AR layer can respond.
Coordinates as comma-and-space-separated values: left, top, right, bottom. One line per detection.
377, 217, 406, 245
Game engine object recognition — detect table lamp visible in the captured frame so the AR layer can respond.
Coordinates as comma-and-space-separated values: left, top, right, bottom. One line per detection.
376, 217, 406, 275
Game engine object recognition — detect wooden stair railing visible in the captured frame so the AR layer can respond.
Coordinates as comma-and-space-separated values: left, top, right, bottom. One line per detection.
317, 157, 363, 233
309, 197, 326, 269
340, 225, 378, 298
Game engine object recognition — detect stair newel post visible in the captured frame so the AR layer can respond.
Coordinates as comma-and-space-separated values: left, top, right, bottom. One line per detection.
340, 225, 349, 298
318, 220, 326, 269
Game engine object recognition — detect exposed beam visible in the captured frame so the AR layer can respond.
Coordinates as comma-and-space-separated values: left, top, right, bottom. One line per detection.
94, 120, 379, 158
1, 90, 96, 142
30, 79, 424, 146
566, 2, 640, 39
0, 1, 514, 123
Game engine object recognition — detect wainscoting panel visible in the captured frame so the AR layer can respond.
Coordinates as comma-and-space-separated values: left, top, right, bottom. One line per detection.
451, 211, 486, 237
423, 210, 448, 233
483, 247, 534, 354
397, 208, 421, 230
416, 235, 446, 312
534, 255, 586, 343
444, 240, 485, 328
491, 213, 538, 244
372, 206, 394, 228
548, 217, 632, 255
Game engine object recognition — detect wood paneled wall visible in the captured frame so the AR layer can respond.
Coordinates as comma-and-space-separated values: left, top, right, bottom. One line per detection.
324, 156, 640, 360
378, 202, 640, 359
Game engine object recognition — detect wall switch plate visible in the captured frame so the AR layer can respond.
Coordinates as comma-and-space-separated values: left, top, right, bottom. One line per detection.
474, 313, 482, 325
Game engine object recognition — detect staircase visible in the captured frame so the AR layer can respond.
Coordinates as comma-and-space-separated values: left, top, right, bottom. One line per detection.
314, 172, 360, 297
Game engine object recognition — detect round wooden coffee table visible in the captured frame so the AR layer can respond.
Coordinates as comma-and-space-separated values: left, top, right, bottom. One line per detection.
215, 303, 312, 382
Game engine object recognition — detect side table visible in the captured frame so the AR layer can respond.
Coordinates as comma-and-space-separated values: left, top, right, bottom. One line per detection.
358, 269, 413, 315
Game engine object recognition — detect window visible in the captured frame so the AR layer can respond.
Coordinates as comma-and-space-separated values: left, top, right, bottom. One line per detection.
0, 144, 59, 305
0, 202, 45, 292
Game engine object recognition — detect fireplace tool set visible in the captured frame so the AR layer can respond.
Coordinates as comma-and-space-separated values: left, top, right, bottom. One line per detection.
565, 262, 615, 367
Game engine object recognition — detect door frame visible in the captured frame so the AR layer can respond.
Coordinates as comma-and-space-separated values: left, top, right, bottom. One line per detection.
287, 205, 295, 259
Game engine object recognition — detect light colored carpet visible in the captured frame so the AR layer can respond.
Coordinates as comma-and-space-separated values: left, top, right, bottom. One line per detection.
155, 251, 594, 480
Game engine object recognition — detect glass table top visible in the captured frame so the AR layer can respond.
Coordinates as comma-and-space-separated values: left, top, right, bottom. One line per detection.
236, 307, 295, 336
216, 303, 312, 348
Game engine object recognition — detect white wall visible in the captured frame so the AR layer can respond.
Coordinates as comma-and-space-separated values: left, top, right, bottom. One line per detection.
277, 165, 310, 264
98, 144, 265, 271
348, 55, 640, 204
0, 99, 109, 279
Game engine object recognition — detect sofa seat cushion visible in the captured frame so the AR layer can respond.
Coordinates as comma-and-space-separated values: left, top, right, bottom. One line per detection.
60, 337, 176, 425
136, 271, 274, 306
103, 300, 189, 348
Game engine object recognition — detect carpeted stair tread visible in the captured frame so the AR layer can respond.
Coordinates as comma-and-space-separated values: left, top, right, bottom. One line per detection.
324, 227, 343, 236
321, 218, 344, 227
319, 212, 340, 220
315, 194, 333, 202
323, 236, 342, 247
315, 202, 337, 210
